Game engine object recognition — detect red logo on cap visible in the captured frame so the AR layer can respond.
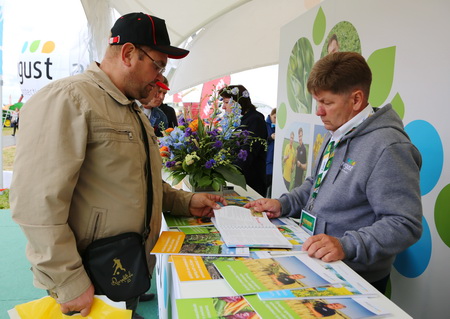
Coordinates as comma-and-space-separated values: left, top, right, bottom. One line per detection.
109, 36, 120, 44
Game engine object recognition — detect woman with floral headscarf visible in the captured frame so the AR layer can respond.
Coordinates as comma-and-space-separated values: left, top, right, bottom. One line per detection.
219, 85, 268, 196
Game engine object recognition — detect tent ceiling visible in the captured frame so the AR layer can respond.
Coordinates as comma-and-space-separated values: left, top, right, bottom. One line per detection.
81, 0, 311, 93
107, 0, 252, 47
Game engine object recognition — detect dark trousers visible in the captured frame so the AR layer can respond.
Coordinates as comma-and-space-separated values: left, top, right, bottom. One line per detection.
266, 174, 273, 198
126, 296, 139, 316
370, 274, 390, 295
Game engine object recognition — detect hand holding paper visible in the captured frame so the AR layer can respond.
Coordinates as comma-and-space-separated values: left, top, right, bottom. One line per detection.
244, 198, 282, 219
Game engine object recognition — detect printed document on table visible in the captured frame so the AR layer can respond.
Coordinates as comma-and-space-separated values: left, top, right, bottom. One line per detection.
213, 206, 293, 248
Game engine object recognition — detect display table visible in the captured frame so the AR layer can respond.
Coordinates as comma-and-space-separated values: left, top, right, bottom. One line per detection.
155, 179, 412, 319
155, 181, 261, 319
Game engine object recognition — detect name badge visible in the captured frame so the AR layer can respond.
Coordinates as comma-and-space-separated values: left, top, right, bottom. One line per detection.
300, 210, 316, 235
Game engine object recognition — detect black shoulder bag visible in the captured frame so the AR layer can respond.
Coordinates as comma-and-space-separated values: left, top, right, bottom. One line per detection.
83, 108, 153, 302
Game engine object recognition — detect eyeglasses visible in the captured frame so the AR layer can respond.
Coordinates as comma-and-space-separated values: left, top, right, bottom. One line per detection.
136, 46, 166, 74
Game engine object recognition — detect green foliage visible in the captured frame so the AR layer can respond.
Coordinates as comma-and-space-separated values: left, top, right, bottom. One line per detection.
286, 37, 314, 114
215, 165, 246, 190
0, 189, 10, 209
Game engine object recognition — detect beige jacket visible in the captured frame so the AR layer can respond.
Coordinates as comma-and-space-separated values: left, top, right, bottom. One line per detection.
10, 62, 193, 303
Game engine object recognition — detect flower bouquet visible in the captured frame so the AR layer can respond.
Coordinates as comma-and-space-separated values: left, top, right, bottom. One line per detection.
159, 86, 265, 192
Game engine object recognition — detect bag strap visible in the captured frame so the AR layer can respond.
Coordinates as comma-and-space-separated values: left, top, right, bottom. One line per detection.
134, 106, 153, 243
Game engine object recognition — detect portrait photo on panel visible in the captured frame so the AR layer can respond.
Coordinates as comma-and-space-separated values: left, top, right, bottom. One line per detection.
281, 122, 311, 192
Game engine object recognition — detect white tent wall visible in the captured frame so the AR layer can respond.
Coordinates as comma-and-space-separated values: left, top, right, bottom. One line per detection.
105, 0, 252, 48
80, 0, 115, 63
167, 0, 308, 93
80, 0, 311, 93
80, 0, 252, 71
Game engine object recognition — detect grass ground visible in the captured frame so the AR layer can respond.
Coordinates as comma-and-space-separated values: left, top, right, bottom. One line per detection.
2, 127, 15, 171
1, 127, 14, 208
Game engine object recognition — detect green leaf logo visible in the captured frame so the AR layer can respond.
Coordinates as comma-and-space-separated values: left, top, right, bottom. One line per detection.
29, 40, 41, 53
313, 7, 326, 45
367, 46, 396, 107
391, 93, 405, 119
278, 102, 287, 129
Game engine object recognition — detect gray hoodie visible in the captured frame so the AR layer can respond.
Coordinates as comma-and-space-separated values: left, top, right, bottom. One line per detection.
279, 104, 423, 283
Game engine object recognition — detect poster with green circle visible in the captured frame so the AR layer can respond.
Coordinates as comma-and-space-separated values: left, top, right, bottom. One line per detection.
286, 37, 314, 114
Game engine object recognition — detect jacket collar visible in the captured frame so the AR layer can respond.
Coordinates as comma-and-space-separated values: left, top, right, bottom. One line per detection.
85, 62, 134, 107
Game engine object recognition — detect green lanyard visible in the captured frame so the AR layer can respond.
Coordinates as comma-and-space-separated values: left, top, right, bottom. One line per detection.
311, 140, 336, 199
310, 125, 359, 200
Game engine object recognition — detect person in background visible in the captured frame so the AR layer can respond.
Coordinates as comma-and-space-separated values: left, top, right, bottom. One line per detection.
176, 109, 183, 122
245, 52, 422, 294
158, 76, 179, 128
327, 34, 340, 54
265, 108, 276, 197
11, 109, 19, 136
282, 131, 296, 190
139, 77, 169, 137
294, 127, 307, 187
219, 85, 267, 196
10, 12, 225, 319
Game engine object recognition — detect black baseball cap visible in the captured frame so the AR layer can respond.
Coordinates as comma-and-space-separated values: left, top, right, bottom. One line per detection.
109, 12, 189, 59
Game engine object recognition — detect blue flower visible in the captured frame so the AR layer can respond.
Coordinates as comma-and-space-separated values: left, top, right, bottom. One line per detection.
240, 130, 250, 137
179, 118, 187, 126
165, 161, 176, 168
185, 127, 193, 137
221, 104, 242, 138
238, 149, 248, 161
208, 129, 220, 137
205, 159, 216, 169
213, 140, 223, 148
172, 142, 185, 150
159, 127, 185, 148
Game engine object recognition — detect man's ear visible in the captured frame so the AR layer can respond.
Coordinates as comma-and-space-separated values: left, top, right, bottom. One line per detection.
121, 43, 136, 67
351, 89, 365, 111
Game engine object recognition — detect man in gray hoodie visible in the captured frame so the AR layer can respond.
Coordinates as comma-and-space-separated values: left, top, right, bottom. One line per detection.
245, 52, 422, 294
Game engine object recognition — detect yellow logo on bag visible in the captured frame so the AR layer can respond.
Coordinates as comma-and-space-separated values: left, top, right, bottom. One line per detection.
111, 258, 134, 286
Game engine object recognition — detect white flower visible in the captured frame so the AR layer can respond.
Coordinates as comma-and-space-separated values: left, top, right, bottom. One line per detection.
185, 153, 200, 166
242, 90, 249, 98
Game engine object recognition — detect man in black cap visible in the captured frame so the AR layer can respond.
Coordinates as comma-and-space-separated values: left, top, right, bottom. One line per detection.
11, 12, 225, 318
